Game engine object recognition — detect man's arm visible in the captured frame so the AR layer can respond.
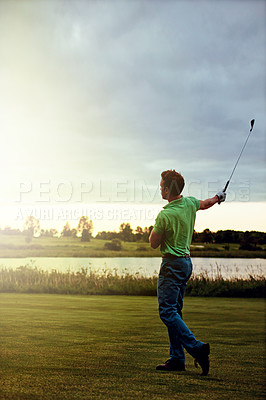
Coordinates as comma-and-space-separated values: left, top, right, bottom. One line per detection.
199, 192, 226, 210
149, 229, 163, 249
199, 195, 219, 210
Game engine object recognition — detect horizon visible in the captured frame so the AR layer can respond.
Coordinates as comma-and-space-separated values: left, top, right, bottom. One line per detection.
1, 201, 266, 235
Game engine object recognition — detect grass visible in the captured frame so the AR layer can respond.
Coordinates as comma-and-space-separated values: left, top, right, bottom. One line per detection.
0, 235, 265, 258
0, 266, 265, 297
0, 294, 264, 400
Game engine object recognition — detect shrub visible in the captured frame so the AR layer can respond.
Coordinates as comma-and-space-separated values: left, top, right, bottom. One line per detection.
239, 242, 262, 251
104, 239, 122, 251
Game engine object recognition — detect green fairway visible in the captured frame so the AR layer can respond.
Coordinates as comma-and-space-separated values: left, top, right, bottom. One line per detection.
0, 295, 264, 400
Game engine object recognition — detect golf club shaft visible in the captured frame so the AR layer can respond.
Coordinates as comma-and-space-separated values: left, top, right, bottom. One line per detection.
223, 119, 255, 193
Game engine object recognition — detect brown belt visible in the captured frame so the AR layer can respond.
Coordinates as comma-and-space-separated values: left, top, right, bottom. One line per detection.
162, 253, 190, 259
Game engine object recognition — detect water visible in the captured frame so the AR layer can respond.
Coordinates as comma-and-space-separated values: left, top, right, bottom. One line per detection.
0, 257, 265, 279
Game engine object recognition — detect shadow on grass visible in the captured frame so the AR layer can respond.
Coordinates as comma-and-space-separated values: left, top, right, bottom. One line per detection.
155, 370, 222, 382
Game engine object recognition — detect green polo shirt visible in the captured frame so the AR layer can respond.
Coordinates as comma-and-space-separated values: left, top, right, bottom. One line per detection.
153, 196, 200, 256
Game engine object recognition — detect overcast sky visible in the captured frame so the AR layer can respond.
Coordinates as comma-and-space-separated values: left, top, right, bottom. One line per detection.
0, 0, 265, 232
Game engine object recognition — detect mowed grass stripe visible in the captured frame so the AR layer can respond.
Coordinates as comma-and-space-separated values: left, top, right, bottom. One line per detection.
0, 294, 264, 400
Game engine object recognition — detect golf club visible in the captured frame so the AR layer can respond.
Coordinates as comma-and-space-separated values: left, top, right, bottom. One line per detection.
223, 119, 255, 193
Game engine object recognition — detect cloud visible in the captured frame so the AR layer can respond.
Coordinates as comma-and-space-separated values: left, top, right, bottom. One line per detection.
0, 0, 265, 205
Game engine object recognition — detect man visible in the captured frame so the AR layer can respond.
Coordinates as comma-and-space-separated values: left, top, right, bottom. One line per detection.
149, 170, 226, 376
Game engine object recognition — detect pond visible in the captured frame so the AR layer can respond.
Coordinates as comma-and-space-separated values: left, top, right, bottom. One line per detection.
0, 257, 265, 279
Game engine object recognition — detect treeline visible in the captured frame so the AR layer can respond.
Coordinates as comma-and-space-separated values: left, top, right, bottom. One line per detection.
95, 225, 266, 249
0, 219, 265, 248
0, 216, 94, 242
193, 229, 266, 250
95, 223, 152, 242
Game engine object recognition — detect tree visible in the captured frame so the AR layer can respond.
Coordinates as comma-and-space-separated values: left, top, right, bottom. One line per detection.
2, 226, 21, 235
77, 216, 93, 240
239, 231, 262, 251
50, 228, 58, 237
95, 231, 118, 240
142, 226, 153, 243
71, 228, 77, 238
202, 228, 213, 243
40, 228, 58, 237
61, 222, 72, 237
81, 229, 91, 242
119, 223, 133, 242
23, 216, 40, 237
135, 226, 143, 242
192, 230, 199, 242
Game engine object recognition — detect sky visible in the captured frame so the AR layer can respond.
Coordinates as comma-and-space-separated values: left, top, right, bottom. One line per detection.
0, 0, 265, 234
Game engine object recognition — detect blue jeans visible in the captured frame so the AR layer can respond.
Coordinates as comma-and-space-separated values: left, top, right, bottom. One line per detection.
157, 257, 203, 363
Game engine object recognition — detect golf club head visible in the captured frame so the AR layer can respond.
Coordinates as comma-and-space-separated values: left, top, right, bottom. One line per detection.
250, 119, 255, 132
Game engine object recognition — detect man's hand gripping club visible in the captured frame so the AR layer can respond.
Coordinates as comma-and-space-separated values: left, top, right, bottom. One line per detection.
199, 191, 226, 210
216, 191, 226, 204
